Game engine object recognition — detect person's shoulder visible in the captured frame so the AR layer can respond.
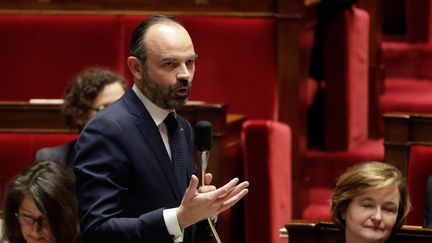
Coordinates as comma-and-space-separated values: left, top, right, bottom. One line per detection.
36, 143, 71, 162
86, 98, 131, 128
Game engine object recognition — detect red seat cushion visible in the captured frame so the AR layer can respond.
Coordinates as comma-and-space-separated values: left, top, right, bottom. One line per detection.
301, 139, 384, 220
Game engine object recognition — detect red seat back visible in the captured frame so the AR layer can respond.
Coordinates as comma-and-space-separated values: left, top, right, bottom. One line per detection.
242, 120, 292, 243
0, 14, 126, 101
324, 7, 370, 150
406, 145, 432, 225
0, 133, 78, 196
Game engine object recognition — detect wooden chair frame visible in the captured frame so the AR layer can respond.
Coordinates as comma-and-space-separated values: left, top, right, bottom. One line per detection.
383, 112, 432, 177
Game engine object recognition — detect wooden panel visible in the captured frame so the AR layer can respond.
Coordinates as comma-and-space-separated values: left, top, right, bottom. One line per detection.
0, 0, 274, 12
0, 101, 70, 133
282, 220, 432, 243
0, 101, 244, 186
384, 112, 432, 176
0, 101, 230, 133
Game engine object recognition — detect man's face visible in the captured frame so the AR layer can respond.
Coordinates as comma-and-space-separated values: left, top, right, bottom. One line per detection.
139, 22, 197, 109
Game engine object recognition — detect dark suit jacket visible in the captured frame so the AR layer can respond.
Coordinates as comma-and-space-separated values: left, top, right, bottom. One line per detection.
74, 88, 207, 243
35, 140, 76, 166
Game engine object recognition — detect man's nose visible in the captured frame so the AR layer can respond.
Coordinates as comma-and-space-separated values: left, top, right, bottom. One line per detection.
176, 63, 191, 80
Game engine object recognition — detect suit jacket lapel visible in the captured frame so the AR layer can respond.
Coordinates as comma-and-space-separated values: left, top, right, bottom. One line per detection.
123, 89, 183, 202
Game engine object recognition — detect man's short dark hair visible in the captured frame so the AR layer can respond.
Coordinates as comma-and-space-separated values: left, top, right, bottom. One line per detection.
129, 15, 182, 64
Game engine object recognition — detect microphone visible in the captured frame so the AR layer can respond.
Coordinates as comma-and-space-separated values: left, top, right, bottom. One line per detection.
195, 121, 222, 243
195, 120, 212, 176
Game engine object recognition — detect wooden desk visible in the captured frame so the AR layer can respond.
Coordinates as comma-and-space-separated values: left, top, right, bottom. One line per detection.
281, 220, 432, 243
0, 101, 245, 186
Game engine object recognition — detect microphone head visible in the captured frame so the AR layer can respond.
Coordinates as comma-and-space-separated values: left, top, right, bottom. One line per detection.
195, 120, 212, 151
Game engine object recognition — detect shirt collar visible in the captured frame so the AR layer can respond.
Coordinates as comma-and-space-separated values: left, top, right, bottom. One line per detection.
132, 84, 174, 126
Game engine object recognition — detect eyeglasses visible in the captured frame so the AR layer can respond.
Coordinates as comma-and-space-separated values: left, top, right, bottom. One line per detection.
15, 212, 48, 228
88, 104, 107, 112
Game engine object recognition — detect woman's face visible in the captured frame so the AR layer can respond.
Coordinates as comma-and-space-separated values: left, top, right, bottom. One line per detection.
343, 184, 400, 243
17, 195, 54, 243
88, 81, 126, 119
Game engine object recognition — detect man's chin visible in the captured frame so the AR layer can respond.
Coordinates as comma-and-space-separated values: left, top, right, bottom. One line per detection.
165, 97, 189, 109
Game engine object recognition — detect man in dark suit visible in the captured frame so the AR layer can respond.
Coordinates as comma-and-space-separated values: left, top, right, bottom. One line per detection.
74, 15, 249, 243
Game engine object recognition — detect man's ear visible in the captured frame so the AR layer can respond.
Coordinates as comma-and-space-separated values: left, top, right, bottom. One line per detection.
127, 56, 143, 81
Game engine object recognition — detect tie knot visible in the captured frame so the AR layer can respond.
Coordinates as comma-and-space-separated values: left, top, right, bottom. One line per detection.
164, 112, 178, 133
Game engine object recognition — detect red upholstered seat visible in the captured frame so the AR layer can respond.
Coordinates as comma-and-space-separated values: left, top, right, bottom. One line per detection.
0, 133, 78, 195
123, 16, 278, 120
406, 145, 432, 225
242, 120, 292, 243
0, 14, 125, 101
301, 7, 384, 220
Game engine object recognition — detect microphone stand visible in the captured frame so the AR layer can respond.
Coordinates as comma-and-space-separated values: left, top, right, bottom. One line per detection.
200, 150, 222, 243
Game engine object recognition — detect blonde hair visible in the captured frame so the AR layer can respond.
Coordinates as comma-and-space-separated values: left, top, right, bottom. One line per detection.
331, 161, 411, 231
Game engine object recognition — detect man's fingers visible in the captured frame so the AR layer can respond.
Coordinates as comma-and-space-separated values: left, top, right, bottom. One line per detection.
183, 175, 199, 200
215, 180, 249, 199
207, 177, 240, 198
204, 173, 213, 185
223, 188, 249, 207
198, 185, 217, 193
217, 188, 249, 214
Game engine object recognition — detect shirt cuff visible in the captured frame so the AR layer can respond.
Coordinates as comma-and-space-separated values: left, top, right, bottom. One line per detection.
163, 208, 184, 242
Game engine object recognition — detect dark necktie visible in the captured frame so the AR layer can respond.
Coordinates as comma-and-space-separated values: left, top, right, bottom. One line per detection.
164, 112, 188, 193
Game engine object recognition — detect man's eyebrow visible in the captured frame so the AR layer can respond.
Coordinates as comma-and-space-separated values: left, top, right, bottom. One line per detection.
161, 57, 176, 62
161, 54, 198, 62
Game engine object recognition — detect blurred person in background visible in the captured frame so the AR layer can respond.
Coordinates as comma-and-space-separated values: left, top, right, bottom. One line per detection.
35, 67, 127, 165
2, 160, 80, 243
